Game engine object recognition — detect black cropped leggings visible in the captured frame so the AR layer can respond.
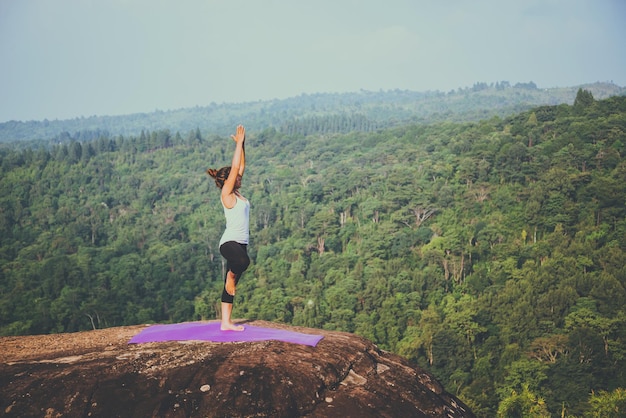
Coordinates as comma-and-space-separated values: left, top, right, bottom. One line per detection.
219, 241, 250, 304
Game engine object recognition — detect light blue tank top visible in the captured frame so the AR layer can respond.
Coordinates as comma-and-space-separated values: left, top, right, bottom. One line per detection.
219, 194, 250, 246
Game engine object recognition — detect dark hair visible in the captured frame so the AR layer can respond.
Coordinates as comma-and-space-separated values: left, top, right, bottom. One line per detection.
206, 166, 231, 189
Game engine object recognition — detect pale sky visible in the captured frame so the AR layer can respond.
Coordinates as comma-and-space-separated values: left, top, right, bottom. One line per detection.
1, 0, 624, 122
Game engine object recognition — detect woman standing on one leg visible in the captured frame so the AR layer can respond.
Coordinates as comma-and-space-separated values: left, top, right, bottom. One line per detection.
207, 124, 250, 331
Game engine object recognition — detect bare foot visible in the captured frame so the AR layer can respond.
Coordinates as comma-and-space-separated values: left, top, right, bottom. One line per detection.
225, 272, 236, 296
221, 322, 244, 331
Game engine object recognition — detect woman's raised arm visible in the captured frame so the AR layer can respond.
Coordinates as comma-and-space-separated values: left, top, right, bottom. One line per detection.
221, 125, 246, 207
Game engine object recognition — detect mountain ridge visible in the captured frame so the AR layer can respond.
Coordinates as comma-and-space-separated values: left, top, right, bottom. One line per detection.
1, 81, 623, 143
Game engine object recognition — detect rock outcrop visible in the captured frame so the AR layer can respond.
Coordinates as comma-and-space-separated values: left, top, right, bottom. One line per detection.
0, 320, 474, 417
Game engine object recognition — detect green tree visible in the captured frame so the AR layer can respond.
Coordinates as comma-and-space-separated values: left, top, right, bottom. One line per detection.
586, 388, 626, 418
574, 88, 595, 113
497, 384, 551, 418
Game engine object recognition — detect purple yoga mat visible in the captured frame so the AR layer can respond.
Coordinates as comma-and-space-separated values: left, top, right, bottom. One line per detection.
128, 321, 323, 347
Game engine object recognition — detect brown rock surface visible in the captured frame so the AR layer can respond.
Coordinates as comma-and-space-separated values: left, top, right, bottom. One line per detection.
0, 320, 474, 417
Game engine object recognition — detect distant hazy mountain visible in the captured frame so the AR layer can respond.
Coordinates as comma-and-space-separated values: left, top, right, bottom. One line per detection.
1, 81, 623, 143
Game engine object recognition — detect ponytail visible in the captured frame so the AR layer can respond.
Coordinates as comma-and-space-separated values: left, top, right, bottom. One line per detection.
207, 166, 231, 189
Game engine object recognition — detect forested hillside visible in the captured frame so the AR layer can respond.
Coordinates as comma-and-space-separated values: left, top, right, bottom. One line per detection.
1, 81, 623, 143
1, 91, 625, 416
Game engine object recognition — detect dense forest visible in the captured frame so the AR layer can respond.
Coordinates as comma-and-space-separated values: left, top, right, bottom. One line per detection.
1, 90, 625, 416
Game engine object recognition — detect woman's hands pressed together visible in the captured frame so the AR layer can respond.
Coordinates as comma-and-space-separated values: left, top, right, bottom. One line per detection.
231, 124, 245, 144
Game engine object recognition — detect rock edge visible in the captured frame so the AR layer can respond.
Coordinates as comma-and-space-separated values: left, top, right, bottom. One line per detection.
0, 320, 475, 417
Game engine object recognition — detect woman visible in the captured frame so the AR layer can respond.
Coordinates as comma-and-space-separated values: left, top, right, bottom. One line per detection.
207, 124, 250, 331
